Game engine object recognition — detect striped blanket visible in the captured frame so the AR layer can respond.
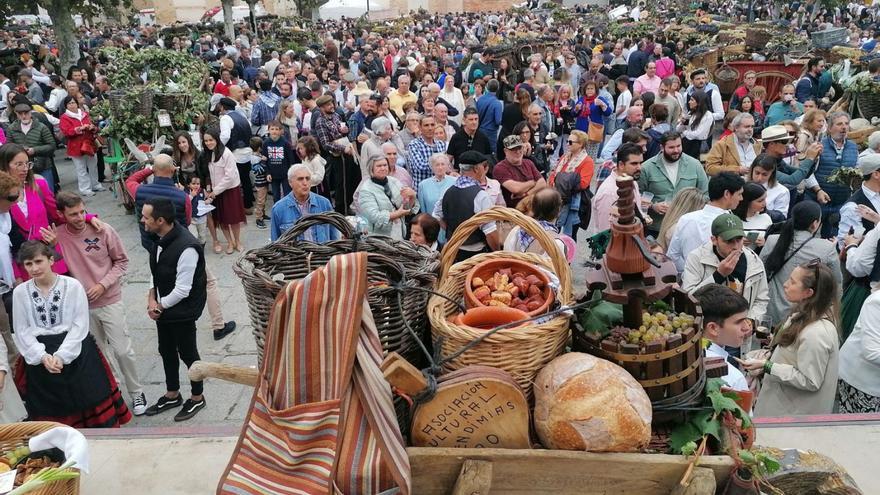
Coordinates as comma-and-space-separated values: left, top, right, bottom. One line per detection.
219, 252, 411, 495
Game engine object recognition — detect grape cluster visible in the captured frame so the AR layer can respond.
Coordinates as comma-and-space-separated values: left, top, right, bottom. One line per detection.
606, 312, 696, 346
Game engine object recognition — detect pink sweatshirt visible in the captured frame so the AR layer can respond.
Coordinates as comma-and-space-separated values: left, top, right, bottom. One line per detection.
54, 222, 129, 308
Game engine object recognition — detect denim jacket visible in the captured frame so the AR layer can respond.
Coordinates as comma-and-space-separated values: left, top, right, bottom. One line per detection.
269, 192, 338, 242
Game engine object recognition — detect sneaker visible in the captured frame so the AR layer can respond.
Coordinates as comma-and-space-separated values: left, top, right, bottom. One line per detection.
213, 321, 237, 341
262, 215, 271, 221
81, 190, 96, 197
92, 184, 105, 192
256, 219, 267, 229
144, 394, 183, 416
132, 392, 148, 416
174, 397, 206, 422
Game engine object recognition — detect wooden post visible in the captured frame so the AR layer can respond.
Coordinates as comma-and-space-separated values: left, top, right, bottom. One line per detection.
666, 334, 685, 397
645, 340, 666, 401
451, 460, 494, 495
381, 352, 428, 396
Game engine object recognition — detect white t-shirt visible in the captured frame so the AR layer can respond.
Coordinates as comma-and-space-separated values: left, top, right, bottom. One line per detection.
615, 90, 632, 122
707, 343, 749, 392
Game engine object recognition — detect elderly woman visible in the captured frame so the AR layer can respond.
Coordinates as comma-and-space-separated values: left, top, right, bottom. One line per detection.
357, 155, 419, 239
549, 130, 594, 238
59, 95, 102, 196
860, 130, 880, 158
399, 111, 422, 149
383, 142, 413, 188
360, 116, 405, 177
410, 213, 441, 251
417, 153, 456, 219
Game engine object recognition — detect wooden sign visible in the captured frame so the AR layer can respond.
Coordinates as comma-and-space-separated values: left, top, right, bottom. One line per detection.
409, 366, 530, 449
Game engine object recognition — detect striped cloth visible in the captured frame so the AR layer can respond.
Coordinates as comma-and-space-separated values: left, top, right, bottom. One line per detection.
219, 252, 410, 495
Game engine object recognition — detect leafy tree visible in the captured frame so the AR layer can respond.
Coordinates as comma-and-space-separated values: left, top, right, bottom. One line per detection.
0, 0, 131, 74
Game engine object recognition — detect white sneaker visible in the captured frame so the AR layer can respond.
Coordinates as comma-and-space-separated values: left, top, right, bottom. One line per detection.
92, 184, 105, 192
81, 190, 96, 197
132, 392, 148, 416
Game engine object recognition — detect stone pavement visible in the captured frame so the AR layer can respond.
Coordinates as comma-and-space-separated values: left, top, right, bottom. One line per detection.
49, 154, 593, 430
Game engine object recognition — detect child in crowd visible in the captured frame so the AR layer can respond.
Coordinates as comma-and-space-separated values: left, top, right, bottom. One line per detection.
188, 176, 209, 244
250, 136, 269, 229
693, 283, 751, 392
614, 75, 632, 130
12, 241, 131, 427
262, 121, 296, 201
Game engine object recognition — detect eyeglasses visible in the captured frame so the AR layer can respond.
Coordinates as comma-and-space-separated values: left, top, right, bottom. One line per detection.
11, 161, 33, 170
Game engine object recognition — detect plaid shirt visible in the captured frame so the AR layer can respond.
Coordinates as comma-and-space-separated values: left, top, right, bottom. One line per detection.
595, 158, 615, 188
407, 137, 447, 193
314, 111, 346, 155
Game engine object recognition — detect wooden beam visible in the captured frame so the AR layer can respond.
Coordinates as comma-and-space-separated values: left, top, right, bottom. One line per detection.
451, 460, 493, 495
670, 467, 716, 495
407, 448, 735, 495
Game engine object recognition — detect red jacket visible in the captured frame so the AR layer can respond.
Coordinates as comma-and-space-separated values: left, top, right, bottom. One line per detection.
59, 111, 97, 157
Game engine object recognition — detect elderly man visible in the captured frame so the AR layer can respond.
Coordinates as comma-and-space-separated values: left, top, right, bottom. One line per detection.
705, 113, 762, 176
765, 84, 804, 126
600, 105, 646, 161
634, 61, 662, 97
314, 94, 359, 214
434, 103, 459, 139
432, 151, 500, 262
426, 82, 460, 118
859, 130, 880, 158
6, 100, 57, 191
389, 75, 418, 116
270, 164, 337, 242
494, 135, 547, 207
18, 69, 44, 104
812, 111, 859, 237
218, 97, 255, 213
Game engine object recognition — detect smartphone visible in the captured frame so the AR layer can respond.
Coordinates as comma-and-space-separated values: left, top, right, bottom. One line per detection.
746, 231, 760, 243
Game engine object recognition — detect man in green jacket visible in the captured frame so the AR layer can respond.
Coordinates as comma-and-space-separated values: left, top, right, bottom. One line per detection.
637, 130, 709, 230
6, 101, 57, 191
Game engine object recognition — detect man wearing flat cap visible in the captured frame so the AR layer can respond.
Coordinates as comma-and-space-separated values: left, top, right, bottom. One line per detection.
6, 100, 58, 191
432, 150, 500, 262
314, 94, 360, 214
218, 96, 255, 213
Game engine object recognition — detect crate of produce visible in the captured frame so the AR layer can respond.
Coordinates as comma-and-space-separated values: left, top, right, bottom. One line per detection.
811, 27, 848, 49
745, 28, 773, 50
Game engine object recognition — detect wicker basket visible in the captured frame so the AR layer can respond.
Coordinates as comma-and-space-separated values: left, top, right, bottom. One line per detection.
856, 92, 880, 121
155, 92, 190, 113
811, 27, 848, 49
135, 89, 154, 117
234, 212, 440, 367
0, 422, 80, 495
106, 90, 127, 119
714, 64, 740, 95
745, 28, 774, 50
428, 207, 572, 400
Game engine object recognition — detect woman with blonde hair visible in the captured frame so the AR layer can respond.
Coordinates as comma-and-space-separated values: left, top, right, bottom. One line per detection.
549, 130, 594, 239
796, 109, 826, 161
275, 99, 298, 147
655, 187, 706, 253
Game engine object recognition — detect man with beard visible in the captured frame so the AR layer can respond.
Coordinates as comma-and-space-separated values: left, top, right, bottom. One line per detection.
638, 131, 709, 228
313, 95, 359, 214
705, 113, 762, 176
686, 69, 724, 123
588, 143, 647, 235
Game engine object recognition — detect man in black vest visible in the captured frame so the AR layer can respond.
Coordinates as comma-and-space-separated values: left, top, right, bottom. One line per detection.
433, 151, 500, 263
143, 198, 209, 422
218, 97, 255, 213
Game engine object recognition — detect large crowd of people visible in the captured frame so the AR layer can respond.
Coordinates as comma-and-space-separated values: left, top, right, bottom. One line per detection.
1, 2, 880, 426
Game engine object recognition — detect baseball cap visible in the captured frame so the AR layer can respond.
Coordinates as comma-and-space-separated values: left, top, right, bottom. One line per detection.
503, 135, 524, 149
858, 153, 880, 175
711, 214, 745, 241
760, 125, 793, 144
458, 150, 491, 170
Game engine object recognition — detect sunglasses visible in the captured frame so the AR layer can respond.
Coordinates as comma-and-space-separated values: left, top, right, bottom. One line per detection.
5, 194, 19, 202
567, 139, 578, 145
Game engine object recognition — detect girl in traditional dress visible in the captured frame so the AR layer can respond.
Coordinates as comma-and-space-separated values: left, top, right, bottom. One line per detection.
12, 241, 131, 427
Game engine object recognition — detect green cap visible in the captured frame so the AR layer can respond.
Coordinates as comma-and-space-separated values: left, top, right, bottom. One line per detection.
711, 213, 745, 241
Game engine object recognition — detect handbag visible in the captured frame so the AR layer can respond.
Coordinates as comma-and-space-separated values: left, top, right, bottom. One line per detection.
587, 121, 605, 143
80, 138, 97, 156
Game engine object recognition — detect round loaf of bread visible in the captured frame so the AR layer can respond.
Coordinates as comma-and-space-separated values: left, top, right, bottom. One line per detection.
534, 352, 652, 452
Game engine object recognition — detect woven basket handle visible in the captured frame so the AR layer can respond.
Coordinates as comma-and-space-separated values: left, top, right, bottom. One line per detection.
277, 211, 355, 243
440, 206, 572, 301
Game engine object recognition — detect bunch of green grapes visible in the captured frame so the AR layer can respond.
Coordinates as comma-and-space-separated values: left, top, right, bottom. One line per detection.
626, 311, 696, 344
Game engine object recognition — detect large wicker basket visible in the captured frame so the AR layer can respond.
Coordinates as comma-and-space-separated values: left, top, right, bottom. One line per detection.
234, 212, 440, 367
428, 207, 572, 400
0, 422, 80, 495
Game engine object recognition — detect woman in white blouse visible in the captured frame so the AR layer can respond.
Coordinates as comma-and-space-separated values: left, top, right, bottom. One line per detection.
12, 241, 131, 427
733, 182, 773, 250
838, 284, 880, 413
678, 90, 714, 160
439, 74, 466, 125
750, 155, 791, 218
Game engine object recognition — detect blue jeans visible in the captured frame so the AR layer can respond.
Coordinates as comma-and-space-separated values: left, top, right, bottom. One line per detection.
37, 170, 55, 193
271, 178, 291, 201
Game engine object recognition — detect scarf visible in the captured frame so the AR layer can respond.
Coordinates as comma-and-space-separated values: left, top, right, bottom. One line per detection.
371, 176, 397, 206
65, 109, 85, 120
517, 220, 560, 252
577, 95, 596, 118
0, 213, 15, 293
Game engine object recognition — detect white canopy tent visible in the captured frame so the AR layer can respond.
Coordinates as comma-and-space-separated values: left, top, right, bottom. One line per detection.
318, 0, 385, 20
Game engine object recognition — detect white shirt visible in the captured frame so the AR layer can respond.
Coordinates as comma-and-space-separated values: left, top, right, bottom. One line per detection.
743, 213, 773, 242
153, 246, 198, 310
838, 291, 880, 397
615, 90, 632, 121
219, 112, 253, 162
432, 184, 497, 251
735, 138, 758, 169
764, 182, 791, 216
706, 343, 749, 392
12, 276, 90, 366
837, 184, 880, 246
667, 204, 729, 273
846, 219, 880, 278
